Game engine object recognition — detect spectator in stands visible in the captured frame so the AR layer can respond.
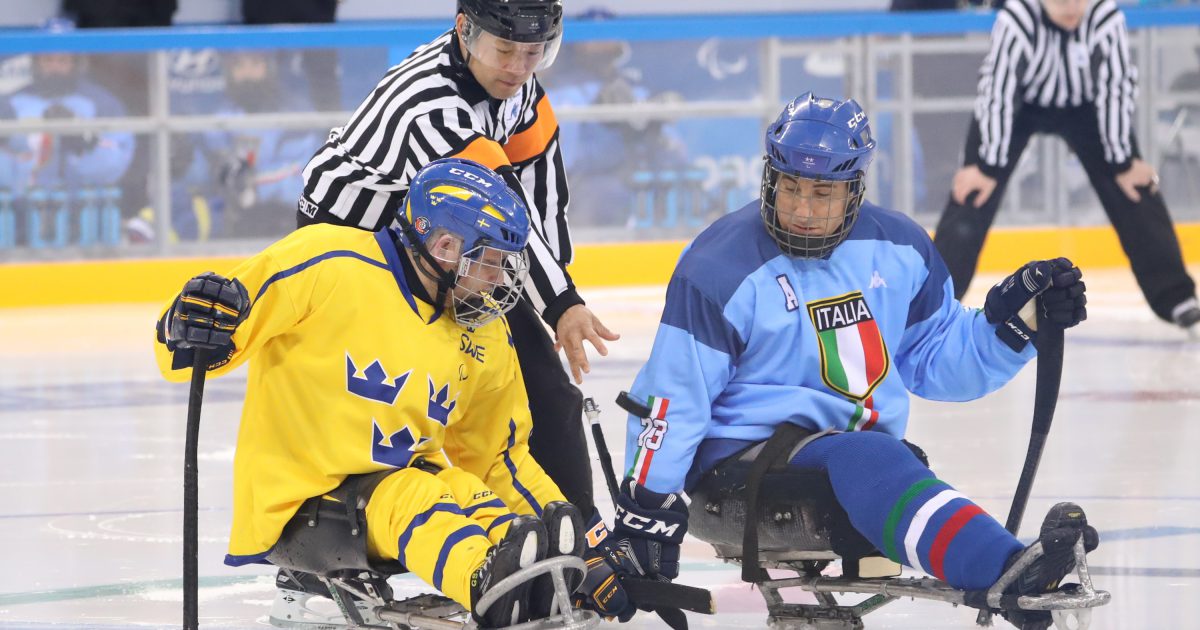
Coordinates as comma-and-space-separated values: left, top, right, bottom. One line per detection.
542, 41, 690, 228
0, 53, 135, 246
170, 50, 320, 240
59, 0, 176, 243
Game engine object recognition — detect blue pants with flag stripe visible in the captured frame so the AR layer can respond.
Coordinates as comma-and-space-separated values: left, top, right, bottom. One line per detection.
790, 432, 1023, 589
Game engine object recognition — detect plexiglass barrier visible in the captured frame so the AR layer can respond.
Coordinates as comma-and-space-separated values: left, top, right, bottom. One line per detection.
0, 9, 1197, 262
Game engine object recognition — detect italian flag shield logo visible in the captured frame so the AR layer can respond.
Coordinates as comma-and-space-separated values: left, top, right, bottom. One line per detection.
806, 291, 890, 401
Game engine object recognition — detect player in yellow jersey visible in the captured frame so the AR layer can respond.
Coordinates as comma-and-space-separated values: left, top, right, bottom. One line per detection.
154, 158, 586, 627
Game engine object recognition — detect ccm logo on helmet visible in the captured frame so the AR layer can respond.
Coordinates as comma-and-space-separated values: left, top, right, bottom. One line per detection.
615, 506, 681, 538
848, 110, 866, 129
449, 167, 495, 189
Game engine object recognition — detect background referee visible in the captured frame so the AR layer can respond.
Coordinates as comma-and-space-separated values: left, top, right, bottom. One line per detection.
933, 0, 1200, 335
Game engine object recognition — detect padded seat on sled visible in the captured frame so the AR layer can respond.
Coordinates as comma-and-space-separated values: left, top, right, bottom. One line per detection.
689, 458, 880, 566
267, 469, 406, 580
266, 471, 415, 628
686, 425, 926, 581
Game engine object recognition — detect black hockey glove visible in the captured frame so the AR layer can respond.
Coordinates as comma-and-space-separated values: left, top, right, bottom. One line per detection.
574, 483, 687, 624
985, 258, 1085, 352
612, 478, 688, 580
161, 272, 251, 352
575, 537, 640, 622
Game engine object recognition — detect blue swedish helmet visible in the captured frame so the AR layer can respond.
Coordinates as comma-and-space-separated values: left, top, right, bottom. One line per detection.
761, 92, 876, 258
399, 158, 531, 327
400, 157, 530, 256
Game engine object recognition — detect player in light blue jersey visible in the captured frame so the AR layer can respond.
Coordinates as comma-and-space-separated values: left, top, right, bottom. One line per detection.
575, 94, 1096, 630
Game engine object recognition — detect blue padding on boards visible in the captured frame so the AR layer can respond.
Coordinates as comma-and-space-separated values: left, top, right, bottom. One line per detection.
0, 8, 1197, 54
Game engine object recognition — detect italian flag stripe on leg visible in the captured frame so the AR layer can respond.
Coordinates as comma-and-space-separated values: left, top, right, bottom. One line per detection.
882, 477, 941, 562
902, 489, 967, 576
929, 504, 986, 580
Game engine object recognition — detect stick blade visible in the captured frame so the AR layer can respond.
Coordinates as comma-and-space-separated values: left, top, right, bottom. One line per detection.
621, 577, 714, 615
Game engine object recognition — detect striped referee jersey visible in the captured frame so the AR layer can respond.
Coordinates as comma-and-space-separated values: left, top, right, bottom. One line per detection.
974, 0, 1138, 173
298, 29, 579, 322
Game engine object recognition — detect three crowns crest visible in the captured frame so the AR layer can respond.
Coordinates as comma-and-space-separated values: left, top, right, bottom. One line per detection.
346, 355, 411, 405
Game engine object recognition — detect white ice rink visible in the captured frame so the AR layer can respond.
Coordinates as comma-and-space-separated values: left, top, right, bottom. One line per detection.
1, 267, 1198, 629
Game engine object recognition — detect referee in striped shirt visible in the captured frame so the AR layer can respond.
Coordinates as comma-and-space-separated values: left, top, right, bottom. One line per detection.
933, 0, 1200, 335
296, 0, 614, 517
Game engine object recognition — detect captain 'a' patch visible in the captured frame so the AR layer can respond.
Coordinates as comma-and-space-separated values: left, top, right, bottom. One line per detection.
806, 291, 890, 400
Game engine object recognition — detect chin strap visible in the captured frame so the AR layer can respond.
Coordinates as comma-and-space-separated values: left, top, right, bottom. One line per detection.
395, 215, 456, 321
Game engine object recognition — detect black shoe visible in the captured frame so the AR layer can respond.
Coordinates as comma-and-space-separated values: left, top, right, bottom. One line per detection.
470, 515, 547, 628
529, 502, 586, 619
1000, 502, 1100, 629
1174, 301, 1200, 339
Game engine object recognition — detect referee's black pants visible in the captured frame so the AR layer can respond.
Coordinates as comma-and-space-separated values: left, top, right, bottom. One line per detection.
506, 298, 595, 517
933, 105, 1196, 322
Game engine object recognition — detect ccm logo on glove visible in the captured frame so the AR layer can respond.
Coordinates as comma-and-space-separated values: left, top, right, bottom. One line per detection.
615, 506, 682, 538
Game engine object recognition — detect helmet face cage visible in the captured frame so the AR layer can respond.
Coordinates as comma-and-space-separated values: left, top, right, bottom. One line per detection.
460, 3, 562, 73
400, 157, 531, 326
760, 161, 867, 259
450, 244, 530, 328
759, 93, 876, 259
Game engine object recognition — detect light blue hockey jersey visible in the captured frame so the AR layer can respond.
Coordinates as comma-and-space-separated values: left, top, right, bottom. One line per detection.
624, 201, 1036, 494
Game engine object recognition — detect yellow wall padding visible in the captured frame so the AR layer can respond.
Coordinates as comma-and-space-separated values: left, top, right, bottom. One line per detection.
2, 224, 1197, 308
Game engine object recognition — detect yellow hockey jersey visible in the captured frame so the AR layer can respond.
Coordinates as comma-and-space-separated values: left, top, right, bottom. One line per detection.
154, 224, 565, 564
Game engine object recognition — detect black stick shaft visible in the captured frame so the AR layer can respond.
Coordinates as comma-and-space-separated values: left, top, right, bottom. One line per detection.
1003, 322, 1064, 535
979, 320, 1064, 626
583, 398, 620, 505
184, 352, 208, 630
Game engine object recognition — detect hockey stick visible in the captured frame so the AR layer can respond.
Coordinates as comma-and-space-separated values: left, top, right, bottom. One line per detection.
620, 577, 715, 615
1003, 318, 1065, 534
583, 398, 620, 505
184, 350, 210, 630
978, 313, 1065, 626
581, 396, 715, 628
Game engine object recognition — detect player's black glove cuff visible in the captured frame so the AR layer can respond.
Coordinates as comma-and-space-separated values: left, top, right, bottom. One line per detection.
985, 258, 1083, 352
612, 479, 688, 580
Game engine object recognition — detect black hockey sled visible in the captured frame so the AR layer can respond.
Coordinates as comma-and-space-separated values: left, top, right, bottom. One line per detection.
263, 476, 598, 630
686, 435, 1110, 630
616, 322, 1110, 630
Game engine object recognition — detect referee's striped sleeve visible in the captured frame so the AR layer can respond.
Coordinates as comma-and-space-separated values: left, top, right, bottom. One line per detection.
1091, 6, 1138, 169
501, 162, 578, 322
974, 9, 1033, 172
504, 87, 578, 323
